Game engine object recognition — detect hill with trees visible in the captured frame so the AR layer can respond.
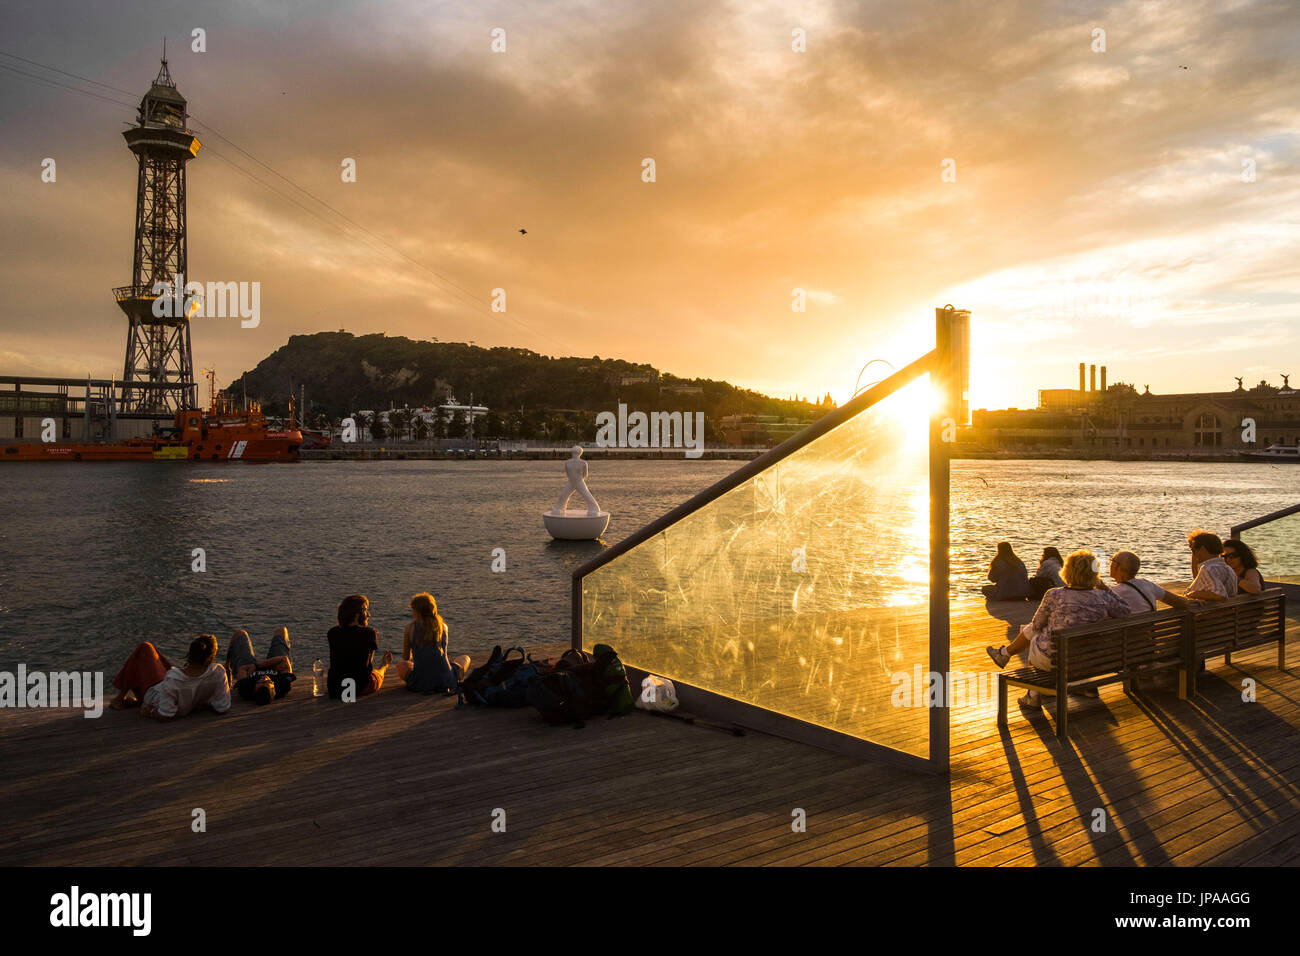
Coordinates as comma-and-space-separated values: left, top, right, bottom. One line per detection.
229, 331, 834, 442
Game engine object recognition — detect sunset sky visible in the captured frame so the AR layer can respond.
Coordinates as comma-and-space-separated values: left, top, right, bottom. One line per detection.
1, 0, 1297, 411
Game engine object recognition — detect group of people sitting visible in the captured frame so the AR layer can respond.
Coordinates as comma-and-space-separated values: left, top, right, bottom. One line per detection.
982, 529, 1266, 710
982, 533, 1263, 604
326, 592, 471, 699
109, 591, 472, 721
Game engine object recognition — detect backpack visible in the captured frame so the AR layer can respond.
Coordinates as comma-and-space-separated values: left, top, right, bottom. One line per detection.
458, 646, 540, 708
526, 645, 634, 725
592, 644, 635, 716
526, 669, 594, 726
553, 648, 592, 672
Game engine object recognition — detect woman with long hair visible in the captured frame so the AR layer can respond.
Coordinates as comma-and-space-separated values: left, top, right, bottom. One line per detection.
1028, 546, 1065, 599
1222, 539, 1265, 595
981, 541, 1031, 601
396, 592, 471, 694
110, 634, 231, 720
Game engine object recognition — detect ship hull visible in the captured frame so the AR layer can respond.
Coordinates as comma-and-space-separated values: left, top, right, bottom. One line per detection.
1241, 454, 1300, 463
1, 439, 300, 462
1241, 444, 1300, 463
1, 420, 301, 462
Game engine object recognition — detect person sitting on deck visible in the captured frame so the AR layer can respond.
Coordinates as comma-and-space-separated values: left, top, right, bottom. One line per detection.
327, 594, 393, 700
1183, 529, 1239, 603
1028, 546, 1065, 600
985, 549, 1132, 708
393, 592, 471, 694
1223, 539, 1265, 595
110, 635, 231, 720
1107, 551, 1190, 614
226, 627, 296, 705
981, 542, 1031, 601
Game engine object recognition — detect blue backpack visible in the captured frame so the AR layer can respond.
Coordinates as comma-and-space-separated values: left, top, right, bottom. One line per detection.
458, 645, 544, 708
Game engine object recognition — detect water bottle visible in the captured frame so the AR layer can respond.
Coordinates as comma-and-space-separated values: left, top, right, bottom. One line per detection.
312, 658, 326, 697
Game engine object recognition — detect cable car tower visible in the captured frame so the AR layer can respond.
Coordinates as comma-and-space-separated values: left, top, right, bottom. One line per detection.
112, 53, 201, 414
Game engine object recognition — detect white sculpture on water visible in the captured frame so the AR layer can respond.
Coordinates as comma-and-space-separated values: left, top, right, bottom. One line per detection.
544, 446, 610, 540
554, 445, 601, 515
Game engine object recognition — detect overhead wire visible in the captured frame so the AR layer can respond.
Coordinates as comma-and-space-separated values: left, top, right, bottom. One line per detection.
0, 49, 569, 354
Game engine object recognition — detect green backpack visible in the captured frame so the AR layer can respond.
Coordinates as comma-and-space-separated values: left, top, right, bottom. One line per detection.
591, 643, 635, 716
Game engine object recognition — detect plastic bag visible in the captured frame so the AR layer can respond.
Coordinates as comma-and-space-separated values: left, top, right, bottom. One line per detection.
637, 674, 679, 712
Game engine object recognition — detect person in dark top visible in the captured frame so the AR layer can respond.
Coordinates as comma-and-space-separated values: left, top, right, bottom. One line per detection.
226, 626, 297, 704
239, 668, 295, 705
327, 594, 393, 699
981, 541, 1031, 601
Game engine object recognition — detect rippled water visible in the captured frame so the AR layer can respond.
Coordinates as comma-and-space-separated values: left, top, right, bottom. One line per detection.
0, 459, 1295, 674
949, 460, 1299, 590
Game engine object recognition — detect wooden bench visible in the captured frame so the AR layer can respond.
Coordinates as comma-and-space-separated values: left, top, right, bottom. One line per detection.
1184, 588, 1287, 696
996, 589, 1286, 740
998, 606, 1186, 740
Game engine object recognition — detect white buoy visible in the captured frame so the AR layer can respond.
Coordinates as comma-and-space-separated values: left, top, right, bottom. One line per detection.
544, 446, 609, 540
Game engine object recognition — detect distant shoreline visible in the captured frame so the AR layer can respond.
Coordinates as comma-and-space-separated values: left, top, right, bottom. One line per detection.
952, 449, 1283, 464
300, 446, 1281, 464
299, 447, 763, 461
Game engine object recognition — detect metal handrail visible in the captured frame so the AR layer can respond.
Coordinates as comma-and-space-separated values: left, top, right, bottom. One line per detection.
113, 284, 165, 301
1231, 503, 1300, 538
571, 347, 940, 581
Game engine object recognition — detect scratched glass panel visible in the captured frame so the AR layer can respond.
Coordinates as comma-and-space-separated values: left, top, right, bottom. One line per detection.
1243, 513, 1300, 586
582, 376, 932, 757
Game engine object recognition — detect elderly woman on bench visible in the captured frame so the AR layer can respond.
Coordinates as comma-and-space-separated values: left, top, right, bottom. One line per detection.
986, 549, 1132, 709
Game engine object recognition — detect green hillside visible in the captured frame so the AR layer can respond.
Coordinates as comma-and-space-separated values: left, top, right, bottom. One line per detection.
230, 331, 832, 441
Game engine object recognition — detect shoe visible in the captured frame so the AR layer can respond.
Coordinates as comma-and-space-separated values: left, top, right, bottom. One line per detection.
1017, 691, 1043, 709
986, 645, 1010, 669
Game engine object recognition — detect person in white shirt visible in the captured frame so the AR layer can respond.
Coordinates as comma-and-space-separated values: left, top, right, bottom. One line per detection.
1183, 529, 1239, 603
139, 634, 231, 721
1108, 551, 1190, 613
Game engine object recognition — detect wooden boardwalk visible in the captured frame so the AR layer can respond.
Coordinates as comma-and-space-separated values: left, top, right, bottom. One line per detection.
1, 596, 1297, 867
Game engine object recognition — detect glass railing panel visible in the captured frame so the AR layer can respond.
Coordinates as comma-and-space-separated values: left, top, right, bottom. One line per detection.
580, 375, 934, 757
1241, 512, 1300, 586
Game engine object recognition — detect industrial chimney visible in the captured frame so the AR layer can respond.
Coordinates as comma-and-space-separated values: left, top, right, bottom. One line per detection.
1079, 363, 1086, 393
1101, 366, 1107, 392
1090, 364, 1097, 392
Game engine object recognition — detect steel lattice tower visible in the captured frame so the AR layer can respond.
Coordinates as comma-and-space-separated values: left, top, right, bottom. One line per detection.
113, 57, 201, 414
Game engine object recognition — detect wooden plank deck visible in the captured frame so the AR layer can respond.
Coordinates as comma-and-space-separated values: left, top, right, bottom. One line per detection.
1, 596, 1297, 867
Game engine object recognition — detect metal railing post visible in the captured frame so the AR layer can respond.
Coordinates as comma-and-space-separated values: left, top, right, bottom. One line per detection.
930, 305, 963, 771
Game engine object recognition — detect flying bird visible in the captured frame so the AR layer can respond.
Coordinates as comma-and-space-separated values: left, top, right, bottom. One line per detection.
519, 228, 527, 235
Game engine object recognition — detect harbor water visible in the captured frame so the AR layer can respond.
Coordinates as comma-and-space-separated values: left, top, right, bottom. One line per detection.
0, 459, 1295, 674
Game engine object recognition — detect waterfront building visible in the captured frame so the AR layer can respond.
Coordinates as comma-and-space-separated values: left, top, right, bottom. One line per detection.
717, 413, 811, 446
967, 365, 1300, 453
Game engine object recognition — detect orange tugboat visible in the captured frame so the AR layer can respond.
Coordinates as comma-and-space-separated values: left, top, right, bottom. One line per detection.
1, 399, 301, 463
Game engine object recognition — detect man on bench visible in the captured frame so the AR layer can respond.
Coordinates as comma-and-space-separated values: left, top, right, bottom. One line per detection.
1184, 529, 1238, 603
1108, 550, 1190, 614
